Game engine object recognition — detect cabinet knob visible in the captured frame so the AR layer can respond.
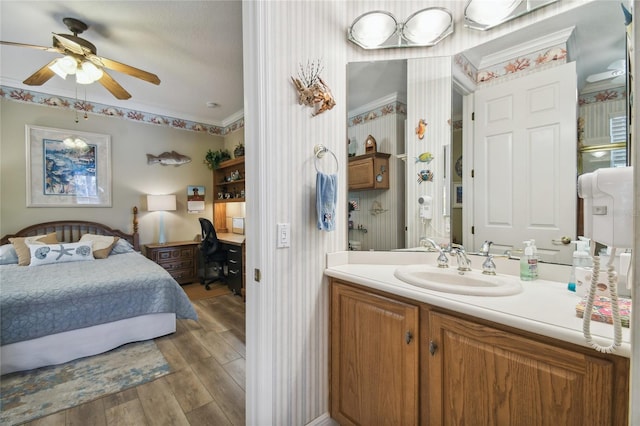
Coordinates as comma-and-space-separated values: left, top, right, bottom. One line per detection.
429, 340, 438, 356
405, 331, 413, 344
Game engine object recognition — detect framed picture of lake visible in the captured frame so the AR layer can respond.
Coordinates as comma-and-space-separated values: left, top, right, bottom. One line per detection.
26, 125, 112, 207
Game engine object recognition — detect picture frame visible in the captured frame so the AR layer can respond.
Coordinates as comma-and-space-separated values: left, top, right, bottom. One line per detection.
26, 125, 112, 207
453, 183, 463, 208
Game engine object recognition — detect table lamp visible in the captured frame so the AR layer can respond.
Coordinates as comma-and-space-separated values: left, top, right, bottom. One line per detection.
147, 194, 177, 244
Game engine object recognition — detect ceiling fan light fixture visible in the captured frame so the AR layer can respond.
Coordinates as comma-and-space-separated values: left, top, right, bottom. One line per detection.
79, 61, 103, 83
49, 55, 78, 79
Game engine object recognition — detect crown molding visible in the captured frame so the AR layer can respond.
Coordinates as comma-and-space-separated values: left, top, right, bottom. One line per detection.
478, 26, 575, 69
348, 92, 404, 119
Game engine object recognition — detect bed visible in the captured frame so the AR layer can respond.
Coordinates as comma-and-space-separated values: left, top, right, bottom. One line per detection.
0, 207, 198, 375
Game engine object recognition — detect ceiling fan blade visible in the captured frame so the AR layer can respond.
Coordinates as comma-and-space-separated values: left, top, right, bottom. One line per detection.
89, 55, 160, 85
0, 40, 62, 54
586, 69, 625, 83
23, 60, 58, 86
98, 71, 132, 100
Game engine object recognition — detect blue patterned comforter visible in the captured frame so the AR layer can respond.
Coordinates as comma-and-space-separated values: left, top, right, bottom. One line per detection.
0, 252, 198, 345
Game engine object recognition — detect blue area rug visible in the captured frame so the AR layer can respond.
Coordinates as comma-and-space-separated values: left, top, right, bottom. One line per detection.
0, 340, 170, 425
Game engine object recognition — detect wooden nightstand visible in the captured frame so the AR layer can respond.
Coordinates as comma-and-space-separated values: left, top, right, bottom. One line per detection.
145, 241, 199, 285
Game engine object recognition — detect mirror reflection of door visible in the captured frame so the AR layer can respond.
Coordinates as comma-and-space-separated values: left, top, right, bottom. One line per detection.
473, 63, 577, 265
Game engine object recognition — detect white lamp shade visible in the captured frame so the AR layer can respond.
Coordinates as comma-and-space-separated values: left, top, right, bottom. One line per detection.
147, 194, 177, 211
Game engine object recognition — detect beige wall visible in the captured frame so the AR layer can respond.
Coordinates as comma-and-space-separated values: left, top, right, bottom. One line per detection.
0, 100, 235, 247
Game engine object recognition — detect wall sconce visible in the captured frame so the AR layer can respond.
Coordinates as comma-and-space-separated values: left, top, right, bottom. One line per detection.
147, 194, 177, 244
464, 0, 559, 31
347, 7, 454, 50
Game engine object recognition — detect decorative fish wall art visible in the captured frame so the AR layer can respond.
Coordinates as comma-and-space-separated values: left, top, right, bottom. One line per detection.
147, 151, 192, 166
415, 152, 434, 164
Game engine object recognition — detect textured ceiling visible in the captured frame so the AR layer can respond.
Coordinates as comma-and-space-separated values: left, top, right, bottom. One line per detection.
0, 1, 243, 127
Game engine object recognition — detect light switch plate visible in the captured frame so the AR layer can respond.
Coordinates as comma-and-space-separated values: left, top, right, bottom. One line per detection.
277, 223, 290, 248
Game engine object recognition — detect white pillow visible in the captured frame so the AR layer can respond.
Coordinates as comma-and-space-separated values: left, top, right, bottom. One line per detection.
28, 241, 94, 267
0, 244, 19, 265
110, 239, 135, 255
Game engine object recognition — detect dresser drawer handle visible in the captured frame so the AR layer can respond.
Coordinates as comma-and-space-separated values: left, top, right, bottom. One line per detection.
229, 270, 239, 275
228, 248, 238, 254
229, 259, 238, 264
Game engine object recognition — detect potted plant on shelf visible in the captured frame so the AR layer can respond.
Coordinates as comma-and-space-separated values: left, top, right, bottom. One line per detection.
234, 142, 245, 158
205, 149, 231, 170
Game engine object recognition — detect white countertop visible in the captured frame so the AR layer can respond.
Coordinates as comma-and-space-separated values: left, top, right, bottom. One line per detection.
325, 251, 631, 358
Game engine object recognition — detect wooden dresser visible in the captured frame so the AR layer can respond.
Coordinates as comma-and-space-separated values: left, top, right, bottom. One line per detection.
145, 241, 199, 285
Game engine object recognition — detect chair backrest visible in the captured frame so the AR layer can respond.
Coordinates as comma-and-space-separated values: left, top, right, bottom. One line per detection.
199, 218, 220, 255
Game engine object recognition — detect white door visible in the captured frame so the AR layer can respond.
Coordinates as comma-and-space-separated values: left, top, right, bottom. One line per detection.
473, 62, 577, 264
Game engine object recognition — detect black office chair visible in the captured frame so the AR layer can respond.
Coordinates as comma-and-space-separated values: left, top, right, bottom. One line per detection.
198, 218, 227, 290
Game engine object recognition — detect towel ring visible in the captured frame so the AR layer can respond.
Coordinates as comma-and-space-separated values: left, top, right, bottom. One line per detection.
314, 144, 339, 174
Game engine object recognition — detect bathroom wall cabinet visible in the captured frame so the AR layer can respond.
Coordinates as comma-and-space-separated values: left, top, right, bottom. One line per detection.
330, 279, 630, 426
348, 152, 390, 190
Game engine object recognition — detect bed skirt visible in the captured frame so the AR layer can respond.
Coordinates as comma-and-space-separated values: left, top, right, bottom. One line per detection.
1, 313, 175, 375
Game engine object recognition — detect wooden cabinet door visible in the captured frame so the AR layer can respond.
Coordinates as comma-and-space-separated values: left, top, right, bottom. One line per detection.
330, 281, 419, 426
427, 311, 623, 426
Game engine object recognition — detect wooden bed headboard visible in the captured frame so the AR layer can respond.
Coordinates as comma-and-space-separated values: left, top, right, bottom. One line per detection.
0, 207, 140, 251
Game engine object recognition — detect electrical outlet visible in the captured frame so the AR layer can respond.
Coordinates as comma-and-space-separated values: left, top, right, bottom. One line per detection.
277, 223, 290, 248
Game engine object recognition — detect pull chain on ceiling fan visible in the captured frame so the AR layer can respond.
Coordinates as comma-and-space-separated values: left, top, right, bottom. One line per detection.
0, 17, 160, 100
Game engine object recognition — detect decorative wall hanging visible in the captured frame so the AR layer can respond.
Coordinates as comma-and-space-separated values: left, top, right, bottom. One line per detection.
187, 185, 205, 213
26, 125, 111, 207
453, 183, 463, 208
147, 151, 191, 166
415, 119, 427, 139
417, 170, 434, 183
291, 60, 336, 116
416, 151, 434, 163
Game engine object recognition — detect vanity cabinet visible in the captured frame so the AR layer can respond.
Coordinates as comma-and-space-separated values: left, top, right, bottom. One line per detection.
425, 310, 629, 425
330, 280, 419, 426
330, 279, 630, 426
348, 152, 390, 191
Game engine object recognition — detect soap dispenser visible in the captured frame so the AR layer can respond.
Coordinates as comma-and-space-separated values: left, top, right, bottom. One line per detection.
568, 237, 592, 292
520, 240, 538, 281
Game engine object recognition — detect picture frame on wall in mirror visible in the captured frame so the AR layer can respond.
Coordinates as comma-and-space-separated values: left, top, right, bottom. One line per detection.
25, 125, 112, 207
453, 183, 463, 208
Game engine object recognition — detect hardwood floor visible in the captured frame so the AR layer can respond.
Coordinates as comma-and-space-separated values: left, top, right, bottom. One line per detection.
26, 291, 246, 426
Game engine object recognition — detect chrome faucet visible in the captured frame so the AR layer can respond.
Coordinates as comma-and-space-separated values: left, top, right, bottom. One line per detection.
479, 240, 493, 256
420, 238, 440, 251
450, 244, 472, 272
422, 238, 449, 268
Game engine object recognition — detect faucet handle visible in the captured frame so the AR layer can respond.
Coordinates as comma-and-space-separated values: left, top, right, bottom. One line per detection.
482, 255, 496, 275
437, 251, 449, 268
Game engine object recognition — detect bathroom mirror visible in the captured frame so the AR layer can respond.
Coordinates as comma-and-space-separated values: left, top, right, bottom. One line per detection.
346, 1, 629, 265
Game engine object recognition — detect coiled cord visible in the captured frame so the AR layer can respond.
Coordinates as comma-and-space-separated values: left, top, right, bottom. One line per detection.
582, 248, 622, 353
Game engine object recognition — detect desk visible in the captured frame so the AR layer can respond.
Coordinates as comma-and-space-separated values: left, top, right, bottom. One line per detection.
218, 233, 246, 298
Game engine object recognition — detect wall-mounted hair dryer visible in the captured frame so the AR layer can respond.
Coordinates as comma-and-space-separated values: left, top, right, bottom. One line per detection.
577, 166, 633, 354
418, 195, 432, 219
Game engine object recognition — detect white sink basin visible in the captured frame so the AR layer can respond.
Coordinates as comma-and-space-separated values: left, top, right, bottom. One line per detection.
394, 264, 523, 296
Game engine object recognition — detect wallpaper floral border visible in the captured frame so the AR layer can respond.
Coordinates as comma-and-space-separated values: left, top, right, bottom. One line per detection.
578, 87, 626, 105
348, 101, 407, 128
0, 85, 243, 136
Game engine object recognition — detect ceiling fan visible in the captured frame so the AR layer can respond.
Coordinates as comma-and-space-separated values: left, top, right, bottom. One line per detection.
0, 17, 160, 100
585, 59, 626, 84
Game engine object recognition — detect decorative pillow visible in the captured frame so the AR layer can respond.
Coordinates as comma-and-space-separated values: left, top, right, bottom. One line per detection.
79, 234, 120, 259
28, 241, 94, 267
110, 239, 135, 255
9, 233, 59, 266
0, 244, 19, 265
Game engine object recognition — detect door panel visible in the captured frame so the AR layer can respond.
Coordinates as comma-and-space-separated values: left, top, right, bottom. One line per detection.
474, 62, 577, 264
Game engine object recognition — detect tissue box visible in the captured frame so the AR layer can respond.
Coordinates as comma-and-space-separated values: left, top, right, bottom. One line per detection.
575, 295, 631, 328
